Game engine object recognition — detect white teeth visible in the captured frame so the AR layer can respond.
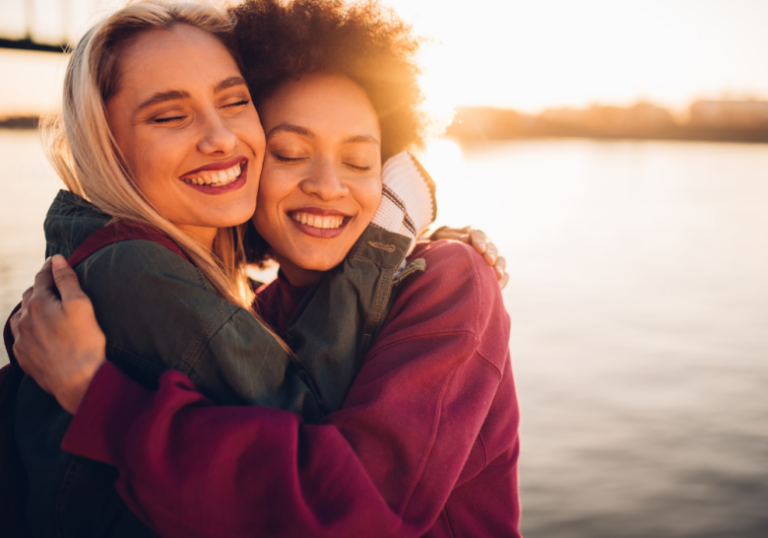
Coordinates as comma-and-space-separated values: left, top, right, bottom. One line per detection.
182, 161, 243, 187
290, 212, 345, 229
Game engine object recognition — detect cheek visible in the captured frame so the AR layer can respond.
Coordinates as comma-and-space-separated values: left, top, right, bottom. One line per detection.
127, 134, 181, 195
253, 174, 285, 231
255, 173, 279, 210
360, 177, 383, 216
234, 112, 266, 155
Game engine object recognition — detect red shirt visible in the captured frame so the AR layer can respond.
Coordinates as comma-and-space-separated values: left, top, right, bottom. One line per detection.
62, 240, 522, 537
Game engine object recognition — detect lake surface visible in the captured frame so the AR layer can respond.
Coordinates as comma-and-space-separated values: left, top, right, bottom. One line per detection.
1, 130, 766, 537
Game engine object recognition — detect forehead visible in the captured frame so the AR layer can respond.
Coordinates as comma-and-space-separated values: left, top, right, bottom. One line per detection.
114, 25, 240, 102
259, 73, 380, 137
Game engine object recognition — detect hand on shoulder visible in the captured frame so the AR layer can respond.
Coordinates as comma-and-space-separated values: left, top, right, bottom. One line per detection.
11, 256, 106, 414
429, 225, 508, 288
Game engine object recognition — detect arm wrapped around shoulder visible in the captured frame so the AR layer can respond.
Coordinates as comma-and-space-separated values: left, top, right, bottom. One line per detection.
58, 240, 521, 538
76, 239, 307, 409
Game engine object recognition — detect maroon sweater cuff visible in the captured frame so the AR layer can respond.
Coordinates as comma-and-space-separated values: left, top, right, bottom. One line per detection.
62, 361, 153, 467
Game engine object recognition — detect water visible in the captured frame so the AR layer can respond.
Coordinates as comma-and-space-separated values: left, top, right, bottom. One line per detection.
0, 129, 62, 332
1, 131, 767, 537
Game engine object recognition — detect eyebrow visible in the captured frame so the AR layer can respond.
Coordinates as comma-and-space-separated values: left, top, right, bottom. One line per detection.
135, 90, 191, 113
343, 134, 380, 146
214, 76, 248, 94
266, 123, 314, 140
134, 76, 248, 114
267, 123, 380, 146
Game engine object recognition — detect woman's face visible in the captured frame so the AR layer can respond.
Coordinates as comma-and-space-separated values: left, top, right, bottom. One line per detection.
106, 24, 264, 247
254, 73, 382, 285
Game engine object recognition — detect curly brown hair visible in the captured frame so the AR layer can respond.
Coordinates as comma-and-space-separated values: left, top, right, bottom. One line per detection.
231, 0, 427, 161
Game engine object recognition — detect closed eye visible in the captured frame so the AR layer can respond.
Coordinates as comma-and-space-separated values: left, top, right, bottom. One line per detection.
223, 99, 250, 109
345, 163, 372, 171
153, 115, 187, 124
273, 153, 306, 163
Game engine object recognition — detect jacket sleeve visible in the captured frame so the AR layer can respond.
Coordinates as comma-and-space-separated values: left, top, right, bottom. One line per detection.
61, 242, 518, 538
76, 239, 308, 411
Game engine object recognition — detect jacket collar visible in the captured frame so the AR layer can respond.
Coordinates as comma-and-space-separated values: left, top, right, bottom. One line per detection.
44, 190, 111, 259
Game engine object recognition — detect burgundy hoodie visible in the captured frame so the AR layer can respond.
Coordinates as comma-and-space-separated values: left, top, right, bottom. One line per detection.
61, 240, 522, 537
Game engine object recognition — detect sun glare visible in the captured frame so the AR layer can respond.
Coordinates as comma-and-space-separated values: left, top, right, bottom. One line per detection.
2, 0, 768, 116
415, 139, 466, 227
383, 0, 768, 113
417, 139, 464, 187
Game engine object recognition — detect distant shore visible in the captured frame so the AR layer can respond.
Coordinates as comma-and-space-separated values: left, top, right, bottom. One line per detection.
447, 101, 768, 144
0, 116, 39, 129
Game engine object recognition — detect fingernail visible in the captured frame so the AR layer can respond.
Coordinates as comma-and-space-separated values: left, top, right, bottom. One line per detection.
52, 255, 68, 270
477, 241, 486, 252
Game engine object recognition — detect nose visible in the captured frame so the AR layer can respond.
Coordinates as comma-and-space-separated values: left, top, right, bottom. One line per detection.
301, 158, 348, 201
197, 111, 238, 156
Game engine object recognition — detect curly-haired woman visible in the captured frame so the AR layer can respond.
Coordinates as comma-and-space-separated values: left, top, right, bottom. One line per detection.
10, 1, 521, 537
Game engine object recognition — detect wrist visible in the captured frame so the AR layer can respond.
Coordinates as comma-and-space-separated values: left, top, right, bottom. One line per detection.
58, 358, 105, 414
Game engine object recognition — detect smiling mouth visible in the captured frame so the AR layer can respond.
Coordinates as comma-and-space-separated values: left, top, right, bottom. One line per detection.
181, 159, 245, 187
289, 211, 348, 230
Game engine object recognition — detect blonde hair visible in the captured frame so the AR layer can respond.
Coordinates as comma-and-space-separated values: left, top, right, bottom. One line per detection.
45, 1, 275, 332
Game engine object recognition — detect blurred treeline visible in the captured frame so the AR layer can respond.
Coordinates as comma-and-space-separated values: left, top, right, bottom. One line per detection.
447, 100, 768, 143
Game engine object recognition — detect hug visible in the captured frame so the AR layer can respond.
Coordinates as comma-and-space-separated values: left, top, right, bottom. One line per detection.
5, 1, 520, 536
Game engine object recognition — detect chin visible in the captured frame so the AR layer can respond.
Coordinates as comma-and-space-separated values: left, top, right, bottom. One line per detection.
210, 210, 258, 228
302, 262, 340, 272
297, 255, 345, 273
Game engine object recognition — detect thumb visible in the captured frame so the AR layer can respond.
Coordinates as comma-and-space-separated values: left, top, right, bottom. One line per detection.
51, 255, 85, 304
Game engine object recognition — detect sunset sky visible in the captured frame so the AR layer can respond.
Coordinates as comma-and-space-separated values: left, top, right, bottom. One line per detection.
1, 0, 768, 116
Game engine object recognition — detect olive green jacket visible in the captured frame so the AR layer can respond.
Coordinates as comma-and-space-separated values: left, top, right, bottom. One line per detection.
16, 190, 416, 538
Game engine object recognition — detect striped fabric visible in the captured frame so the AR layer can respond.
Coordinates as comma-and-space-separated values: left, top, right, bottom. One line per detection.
371, 151, 437, 257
